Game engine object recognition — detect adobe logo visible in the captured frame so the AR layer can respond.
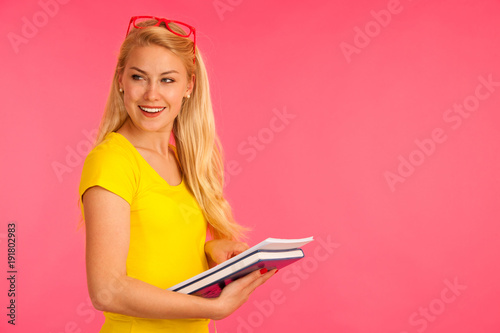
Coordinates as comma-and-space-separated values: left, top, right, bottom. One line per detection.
7, 0, 71, 54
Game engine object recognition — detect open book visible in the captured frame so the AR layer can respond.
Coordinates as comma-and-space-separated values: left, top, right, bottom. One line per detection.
167, 237, 314, 298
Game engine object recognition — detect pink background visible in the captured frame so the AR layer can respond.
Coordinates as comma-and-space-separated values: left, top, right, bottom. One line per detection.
1, 0, 500, 332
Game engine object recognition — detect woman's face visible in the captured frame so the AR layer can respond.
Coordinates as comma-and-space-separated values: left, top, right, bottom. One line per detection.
119, 44, 193, 134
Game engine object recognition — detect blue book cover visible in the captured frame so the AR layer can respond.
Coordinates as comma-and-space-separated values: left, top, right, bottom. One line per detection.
167, 237, 313, 298
174, 249, 304, 298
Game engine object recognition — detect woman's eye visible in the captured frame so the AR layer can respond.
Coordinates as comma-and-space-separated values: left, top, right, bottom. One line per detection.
132, 74, 143, 80
162, 78, 174, 83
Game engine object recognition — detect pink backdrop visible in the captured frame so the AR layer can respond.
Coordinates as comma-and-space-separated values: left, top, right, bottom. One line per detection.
2, 0, 500, 332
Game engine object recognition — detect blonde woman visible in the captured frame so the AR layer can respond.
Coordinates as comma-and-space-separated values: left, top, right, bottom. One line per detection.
79, 16, 277, 332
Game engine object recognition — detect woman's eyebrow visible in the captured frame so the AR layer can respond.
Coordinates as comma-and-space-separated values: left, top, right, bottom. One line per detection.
130, 66, 179, 76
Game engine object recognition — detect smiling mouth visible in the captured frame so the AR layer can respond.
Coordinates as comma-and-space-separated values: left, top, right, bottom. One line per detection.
139, 106, 166, 113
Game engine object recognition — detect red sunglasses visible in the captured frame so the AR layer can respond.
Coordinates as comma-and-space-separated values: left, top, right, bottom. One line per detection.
125, 16, 197, 64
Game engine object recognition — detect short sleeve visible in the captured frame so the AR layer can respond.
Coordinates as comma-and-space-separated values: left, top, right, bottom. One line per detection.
79, 142, 137, 219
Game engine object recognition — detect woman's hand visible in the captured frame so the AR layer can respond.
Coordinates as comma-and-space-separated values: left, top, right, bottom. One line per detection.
211, 268, 278, 320
204, 239, 249, 268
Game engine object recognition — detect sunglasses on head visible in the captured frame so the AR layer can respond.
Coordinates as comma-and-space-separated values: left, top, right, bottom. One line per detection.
126, 16, 197, 64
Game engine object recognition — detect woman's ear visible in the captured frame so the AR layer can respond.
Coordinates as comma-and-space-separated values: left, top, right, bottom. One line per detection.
187, 73, 195, 96
118, 72, 123, 91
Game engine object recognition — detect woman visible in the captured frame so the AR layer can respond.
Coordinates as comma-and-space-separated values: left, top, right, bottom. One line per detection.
79, 16, 277, 332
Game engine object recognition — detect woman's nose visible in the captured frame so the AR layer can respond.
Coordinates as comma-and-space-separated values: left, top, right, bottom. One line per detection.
144, 82, 160, 101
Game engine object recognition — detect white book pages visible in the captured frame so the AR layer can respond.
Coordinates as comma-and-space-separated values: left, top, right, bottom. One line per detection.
167, 236, 314, 292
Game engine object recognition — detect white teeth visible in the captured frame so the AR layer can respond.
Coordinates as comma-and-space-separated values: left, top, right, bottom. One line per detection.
139, 106, 165, 113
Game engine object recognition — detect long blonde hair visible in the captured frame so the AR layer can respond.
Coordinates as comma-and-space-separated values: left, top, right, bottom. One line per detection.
93, 20, 246, 240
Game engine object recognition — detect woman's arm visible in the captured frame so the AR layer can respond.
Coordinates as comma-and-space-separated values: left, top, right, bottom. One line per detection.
83, 186, 275, 320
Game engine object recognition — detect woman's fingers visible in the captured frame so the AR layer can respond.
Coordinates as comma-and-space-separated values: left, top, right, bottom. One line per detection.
233, 242, 250, 254
215, 268, 278, 319
205, 240, 251, 266
232, 268, 277, 296
244, 268, 277, 294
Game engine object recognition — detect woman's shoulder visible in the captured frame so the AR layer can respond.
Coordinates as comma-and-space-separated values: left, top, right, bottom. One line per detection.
79, 132, 140, 205
84, 132, 138, 167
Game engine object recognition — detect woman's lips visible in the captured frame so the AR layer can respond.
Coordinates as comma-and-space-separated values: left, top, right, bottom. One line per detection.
138, 105, 165, 118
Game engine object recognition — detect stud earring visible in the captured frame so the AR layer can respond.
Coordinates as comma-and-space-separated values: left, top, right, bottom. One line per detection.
119, 88, 123, 93
187, 94, 190, 98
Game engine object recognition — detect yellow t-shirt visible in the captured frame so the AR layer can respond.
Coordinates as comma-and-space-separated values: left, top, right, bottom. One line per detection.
79, 132, 210, 332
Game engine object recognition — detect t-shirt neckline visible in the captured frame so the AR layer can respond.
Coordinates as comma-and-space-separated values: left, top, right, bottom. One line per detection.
110, 132, 184, 188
